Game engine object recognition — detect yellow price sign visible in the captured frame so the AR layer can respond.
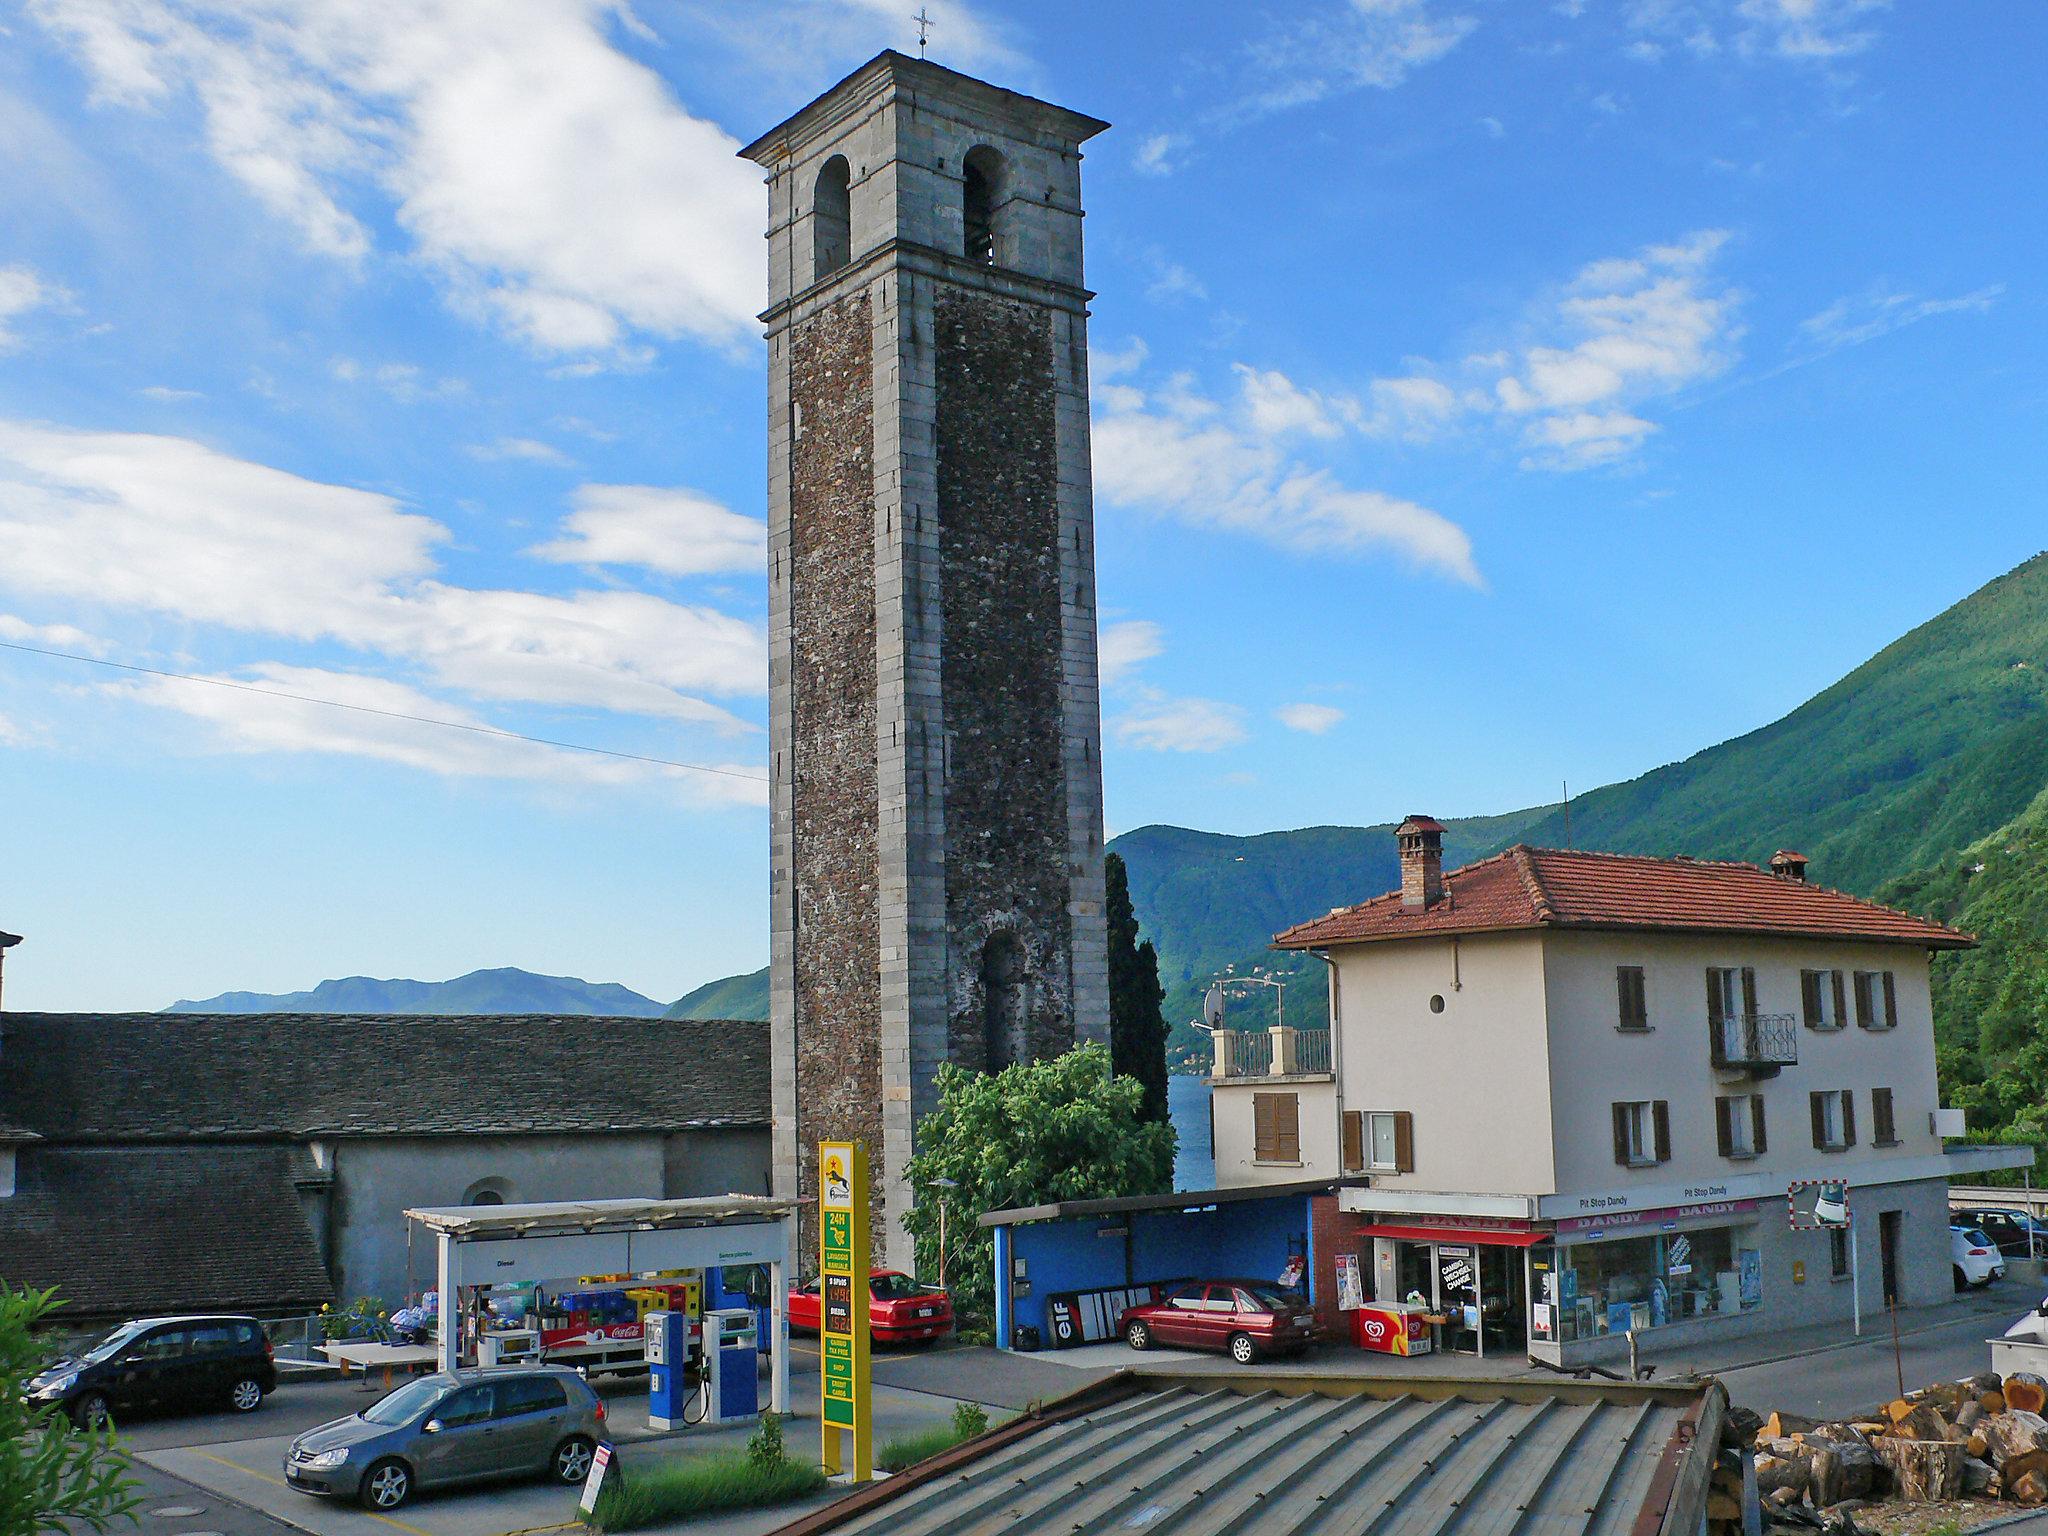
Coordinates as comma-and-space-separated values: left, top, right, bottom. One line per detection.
818, 1141, 870, 1481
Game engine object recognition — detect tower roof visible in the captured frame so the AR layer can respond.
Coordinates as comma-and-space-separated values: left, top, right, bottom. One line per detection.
738, 50, 1108, 165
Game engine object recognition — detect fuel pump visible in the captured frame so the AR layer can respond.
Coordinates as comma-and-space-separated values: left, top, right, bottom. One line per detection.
643, 1309, 694, 1430
701, 1308, 759, 1425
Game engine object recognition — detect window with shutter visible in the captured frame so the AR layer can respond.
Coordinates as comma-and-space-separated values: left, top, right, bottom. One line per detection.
1715, 1096, 1734, 1157
1751, 1094, 1767, 1155
1253, 1093, 1277, 1161
1717, 1095, 1759, 1158
1341, 1110, 1364, 1173
1612, 1102, 1631, 1167
1613, 1101, 1661, 1166
1801, 970, 1822, 1028
1392, 1110, 1415, 1173
1872, 1087, 1897, 1146
1707, 968, 1742, 1062
1616, 966, 1648, 1030
1881, 971, 1898, 1029
1652, 1100, 1671, 1163
1271, 1093, 1300, 1162
1811, 1089, 1851, 1150
1854, 972, 1877, 1028
1831, 970, 1848, 1030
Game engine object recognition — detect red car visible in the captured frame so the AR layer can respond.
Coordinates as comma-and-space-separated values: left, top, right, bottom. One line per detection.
1119, 1280, 1316, 1364
787, 1270, 953, 1345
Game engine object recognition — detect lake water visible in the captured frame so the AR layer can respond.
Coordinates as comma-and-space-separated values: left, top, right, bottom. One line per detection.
1169, 1074, 1214, 1191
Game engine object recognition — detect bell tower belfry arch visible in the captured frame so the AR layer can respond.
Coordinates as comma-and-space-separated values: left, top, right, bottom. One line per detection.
741, 55, 1111, 1261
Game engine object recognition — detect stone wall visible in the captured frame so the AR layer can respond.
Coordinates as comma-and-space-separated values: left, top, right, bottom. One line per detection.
934, 288, 1076, 1071
789, 289, 885, 1245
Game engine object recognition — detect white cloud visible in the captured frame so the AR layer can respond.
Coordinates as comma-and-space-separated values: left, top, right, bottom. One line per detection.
529, 484, 765, 578
1788, 283, 2002, 364
1145, 258, 1208, 305
1133, 132, 1187, 176
1097, 620, 1164, 687
1093, 365, 1482, 585
1276, 702, 1344, 734
332, 357, 467, 403
1112, 691, 1248, 754
468, 436, 573, 466
29, 0, 766, 357
138, 384, 205, 401
1242, 0, 1477, 117
0, 613, 108, 655
0, 709, 26, 747
1093, 337, 1149, 382
1491, 229, 1740, 469
0, 264, 62, 351
124, 662, 766, 802
1735, 0, 1888, 59
0, 422, 765, 746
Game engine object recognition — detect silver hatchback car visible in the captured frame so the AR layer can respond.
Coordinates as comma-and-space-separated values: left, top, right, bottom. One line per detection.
284, 1367, 605, 1510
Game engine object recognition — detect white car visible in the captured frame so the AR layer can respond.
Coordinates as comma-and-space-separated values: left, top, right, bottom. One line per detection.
1953, 1225, 2007, 1290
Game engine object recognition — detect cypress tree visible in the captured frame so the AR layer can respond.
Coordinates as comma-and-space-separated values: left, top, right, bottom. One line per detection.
1105, 851, 1171, 1123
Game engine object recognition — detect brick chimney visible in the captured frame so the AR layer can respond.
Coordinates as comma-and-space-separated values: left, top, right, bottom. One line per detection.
0, 931, 18, 1011
1768, 850, 1809, 883
1397, 816, 1446, 910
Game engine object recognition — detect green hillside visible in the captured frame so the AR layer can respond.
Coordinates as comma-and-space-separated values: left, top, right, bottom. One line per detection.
666, 965, 770, 1021
1879, 786, 2048, 1167
1508, 553, 2048, 894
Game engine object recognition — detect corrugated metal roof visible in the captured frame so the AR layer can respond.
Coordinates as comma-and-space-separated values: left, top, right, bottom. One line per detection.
979, 1176, 1369, 1229
775, 1370, 1723, 1536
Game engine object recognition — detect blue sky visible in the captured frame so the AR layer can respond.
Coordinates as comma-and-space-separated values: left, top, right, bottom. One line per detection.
0, 0, 2039, 1010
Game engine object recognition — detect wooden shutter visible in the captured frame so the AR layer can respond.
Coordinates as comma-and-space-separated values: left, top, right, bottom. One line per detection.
1741, 966, 1759, 1020
1392, 1111, 1415, 1173
1873, 1088, 1895, 1145
1714, 1097, 1733, 1158
1751, 1094, 1768, 1154
1617, 966, 1647, 1030
1810, 1091, 1826, 1149
1254, 1093, 1277, 1160
1854, 972, 1874, 1028
1613, 1102, 1631, 1166
1801, 970, 1822, 1028
1841, 1090, 1856, 1148
1652, 1100, 1671, 1164
1705, 969, 1724, 1060
1882, 971, 1898, 1029
1831, 971, 1848, 1029
1341, 1110, 1365, 1173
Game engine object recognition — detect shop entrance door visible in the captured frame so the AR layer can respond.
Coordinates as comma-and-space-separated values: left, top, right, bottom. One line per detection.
1478, 1245, 1527, 1354
1436, 1245, 1481, 1355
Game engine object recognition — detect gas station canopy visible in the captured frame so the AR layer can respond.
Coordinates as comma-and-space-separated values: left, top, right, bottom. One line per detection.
406, 1195, 798, 1239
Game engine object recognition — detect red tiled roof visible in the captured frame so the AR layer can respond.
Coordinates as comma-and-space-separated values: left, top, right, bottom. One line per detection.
1273, 846, 1972, 951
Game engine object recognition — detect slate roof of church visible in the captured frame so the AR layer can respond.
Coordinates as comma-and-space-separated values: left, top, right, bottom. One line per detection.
1274, 845, 1971, 951
0, 1013, 770, 1142
0, 1144, 335, 1322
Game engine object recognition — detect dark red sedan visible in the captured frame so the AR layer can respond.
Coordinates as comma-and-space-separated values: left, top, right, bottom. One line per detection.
1119, 1281, 1315, 1364
787, 1270, 953, 1345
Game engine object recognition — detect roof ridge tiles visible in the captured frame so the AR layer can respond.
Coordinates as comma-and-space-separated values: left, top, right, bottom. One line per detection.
1507, 845, 1556, 921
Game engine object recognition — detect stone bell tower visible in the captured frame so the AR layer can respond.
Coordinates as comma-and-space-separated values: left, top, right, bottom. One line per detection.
741, 54, 1110, 1262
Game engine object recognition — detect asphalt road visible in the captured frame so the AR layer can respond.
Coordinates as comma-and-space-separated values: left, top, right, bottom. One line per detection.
1717, 1297, 2032, 1419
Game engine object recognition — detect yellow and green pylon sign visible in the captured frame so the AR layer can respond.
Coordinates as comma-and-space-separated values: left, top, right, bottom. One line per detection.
818, 1140, 871, 1481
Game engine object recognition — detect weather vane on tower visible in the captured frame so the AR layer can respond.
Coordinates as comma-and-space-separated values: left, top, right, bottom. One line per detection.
913, 7, 933, 58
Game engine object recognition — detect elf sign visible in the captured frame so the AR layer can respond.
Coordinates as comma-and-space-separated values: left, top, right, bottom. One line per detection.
818, 1141, 871, 1482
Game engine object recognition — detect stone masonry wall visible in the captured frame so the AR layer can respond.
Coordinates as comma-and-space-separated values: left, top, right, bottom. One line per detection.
789, 289, 884, 1244
934, 288, 1076, 1069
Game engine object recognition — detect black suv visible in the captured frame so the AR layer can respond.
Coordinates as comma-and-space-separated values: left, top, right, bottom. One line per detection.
29, 1315, 278, 1427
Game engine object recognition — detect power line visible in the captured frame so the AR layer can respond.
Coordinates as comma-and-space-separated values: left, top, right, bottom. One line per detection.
0, 638, 770, 786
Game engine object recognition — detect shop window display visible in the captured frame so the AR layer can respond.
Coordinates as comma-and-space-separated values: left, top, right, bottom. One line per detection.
1542, 1228, 1761, 1342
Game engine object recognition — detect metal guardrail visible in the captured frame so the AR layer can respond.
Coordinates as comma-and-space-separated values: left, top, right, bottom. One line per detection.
1210, 1028, 1332, 1078
1712, 1012, 1799, 1069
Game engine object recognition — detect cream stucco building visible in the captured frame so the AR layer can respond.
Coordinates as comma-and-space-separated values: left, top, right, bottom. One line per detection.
1208, 819, 2028, 1365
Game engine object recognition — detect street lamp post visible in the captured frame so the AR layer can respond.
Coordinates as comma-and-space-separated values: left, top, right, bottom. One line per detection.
932, 1176, 959, 1288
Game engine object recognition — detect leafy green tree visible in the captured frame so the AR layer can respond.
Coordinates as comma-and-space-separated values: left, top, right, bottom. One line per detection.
904, 1043, 1175, 1326
0, 1285, 140, 1536
1105, 852, 1171, 1124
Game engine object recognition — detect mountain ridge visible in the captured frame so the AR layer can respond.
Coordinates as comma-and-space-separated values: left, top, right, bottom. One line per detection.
166, 965, 670, 1018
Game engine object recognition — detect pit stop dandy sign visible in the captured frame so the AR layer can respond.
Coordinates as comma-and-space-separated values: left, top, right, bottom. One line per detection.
818, 1141, 871, 1483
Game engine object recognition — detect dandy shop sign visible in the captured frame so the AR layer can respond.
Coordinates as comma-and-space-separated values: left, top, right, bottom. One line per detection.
1555, 1198, 1761, 1239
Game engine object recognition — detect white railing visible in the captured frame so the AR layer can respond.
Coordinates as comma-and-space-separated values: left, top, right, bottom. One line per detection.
1210, 1027, 1332, 1079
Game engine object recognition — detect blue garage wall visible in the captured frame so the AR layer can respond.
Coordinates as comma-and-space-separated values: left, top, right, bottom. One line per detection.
1001, 1196, 1313, 1347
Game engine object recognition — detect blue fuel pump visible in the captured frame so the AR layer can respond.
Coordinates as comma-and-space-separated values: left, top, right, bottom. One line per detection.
643, 1309, 692, 1431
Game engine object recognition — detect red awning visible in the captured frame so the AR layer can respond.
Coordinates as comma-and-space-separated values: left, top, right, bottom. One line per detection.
1359, 1224, 1545, 1249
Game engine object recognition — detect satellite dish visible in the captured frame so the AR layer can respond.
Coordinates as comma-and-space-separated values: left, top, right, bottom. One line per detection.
1203, 983, 1225, 1030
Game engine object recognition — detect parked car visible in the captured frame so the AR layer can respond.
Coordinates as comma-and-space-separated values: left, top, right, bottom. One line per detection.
28, 1315, 277, 1427
284, 1366, 604, 1511
787, 1270, 953, 1344
1120, 1280, 1316, 1364
1954, 1207, 2048, 1259
1953, 1225, 2008, 1290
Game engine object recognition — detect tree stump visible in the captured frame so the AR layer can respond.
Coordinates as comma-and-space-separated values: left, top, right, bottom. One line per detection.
2010, 1374, 2048, 1416
1872, 1437, 1965, 1502
1980, 1409, 2048, 1465
1806, 1438, 1877, 1505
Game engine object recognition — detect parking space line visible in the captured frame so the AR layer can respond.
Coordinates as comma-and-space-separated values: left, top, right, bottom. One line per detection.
185, 1451, 440, 1536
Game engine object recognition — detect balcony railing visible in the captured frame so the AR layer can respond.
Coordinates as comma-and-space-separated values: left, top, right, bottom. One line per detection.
1211, 1027, 1332, 1080
1712, 1012, 1800, 1071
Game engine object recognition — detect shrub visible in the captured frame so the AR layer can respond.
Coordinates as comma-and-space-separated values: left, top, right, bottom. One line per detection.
952, 1402, 988, 1439
581, 1450, 825, 1532
875, 1402, 998, 1474
746, 1410, 785, 1472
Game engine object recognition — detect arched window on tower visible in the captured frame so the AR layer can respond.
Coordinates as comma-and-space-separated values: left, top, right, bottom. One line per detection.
961, 146, 1003, 266
980, 930, 1029, 1071
813, 155, 851, 279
